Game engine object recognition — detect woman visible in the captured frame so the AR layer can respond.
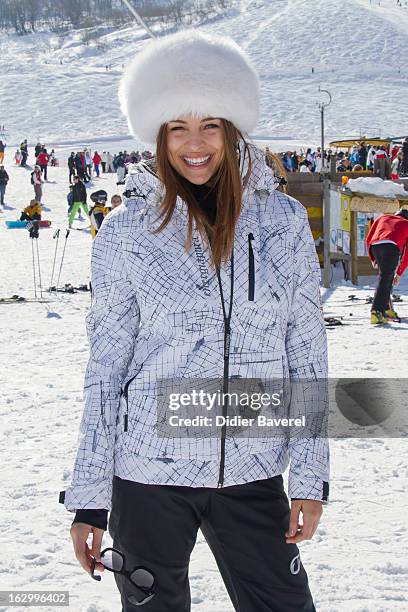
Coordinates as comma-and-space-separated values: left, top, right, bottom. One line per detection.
61, 31, 329, 611
32, 165, 43, 203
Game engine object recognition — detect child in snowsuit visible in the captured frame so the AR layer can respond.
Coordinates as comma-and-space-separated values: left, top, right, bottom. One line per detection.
89, 190, 110, 239
20, 199, 41, 238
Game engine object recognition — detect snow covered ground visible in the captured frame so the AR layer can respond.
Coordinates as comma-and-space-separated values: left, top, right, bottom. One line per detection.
1, 0, 408, 148
0, 152, 407, 612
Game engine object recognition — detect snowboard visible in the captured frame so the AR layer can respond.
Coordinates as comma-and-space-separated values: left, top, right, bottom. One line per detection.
5, 220, 52, 229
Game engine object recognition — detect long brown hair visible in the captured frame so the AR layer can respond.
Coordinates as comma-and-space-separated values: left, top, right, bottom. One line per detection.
154, 119, 251, 269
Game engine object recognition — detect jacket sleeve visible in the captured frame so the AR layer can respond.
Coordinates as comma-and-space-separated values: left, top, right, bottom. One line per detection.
396, 235, 408, 277
285, 203, 330, 504
62, 214, 140, 511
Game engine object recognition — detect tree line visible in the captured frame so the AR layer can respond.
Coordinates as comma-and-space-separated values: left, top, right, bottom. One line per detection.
0, 0, 232, 35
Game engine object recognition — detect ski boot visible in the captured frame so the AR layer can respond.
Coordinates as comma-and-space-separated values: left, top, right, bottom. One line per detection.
384, 308, 400, 322
370, 310, 388, 325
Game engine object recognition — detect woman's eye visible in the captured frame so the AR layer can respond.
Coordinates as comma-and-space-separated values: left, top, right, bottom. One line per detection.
204, 124, 219, 129
170, 126, 185, 131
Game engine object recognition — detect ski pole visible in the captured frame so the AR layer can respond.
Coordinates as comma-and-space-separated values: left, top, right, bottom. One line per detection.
35, 238, 43, 299
31, 238, 37, 299
56, 229, 70, 289
49, 228, 60, 291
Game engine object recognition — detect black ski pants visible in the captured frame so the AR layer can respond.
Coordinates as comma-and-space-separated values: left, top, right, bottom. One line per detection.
370, 243, 400, 313
108, 475, 316, 612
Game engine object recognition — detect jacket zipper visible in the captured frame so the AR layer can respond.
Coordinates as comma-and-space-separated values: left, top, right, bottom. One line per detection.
215, 251, 234, 488
248, 232, 255, 301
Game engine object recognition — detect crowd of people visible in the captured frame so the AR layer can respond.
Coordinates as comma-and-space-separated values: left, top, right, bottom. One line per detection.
67, 148, 153, 185
279, 138, 408, 179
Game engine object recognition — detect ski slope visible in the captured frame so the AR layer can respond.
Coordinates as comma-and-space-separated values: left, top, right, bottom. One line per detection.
0, 151, 407, 611
1, 0, 408, 147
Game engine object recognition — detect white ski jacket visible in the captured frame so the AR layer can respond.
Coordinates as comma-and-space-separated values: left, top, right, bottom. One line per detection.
62, 143, 329, 512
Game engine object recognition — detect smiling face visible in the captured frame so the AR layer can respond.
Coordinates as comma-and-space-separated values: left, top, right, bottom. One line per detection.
166, 115, 224, 185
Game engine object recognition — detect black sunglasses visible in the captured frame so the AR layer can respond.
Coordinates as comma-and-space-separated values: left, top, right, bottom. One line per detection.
91, 547, 155, 607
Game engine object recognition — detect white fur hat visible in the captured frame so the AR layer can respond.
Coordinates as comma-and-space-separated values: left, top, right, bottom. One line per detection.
119, 30, 259, 144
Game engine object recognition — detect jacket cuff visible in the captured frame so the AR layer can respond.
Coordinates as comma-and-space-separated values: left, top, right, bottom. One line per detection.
61, 479, 113, 512
288, 475, 329, 504
72, 509, 108, 530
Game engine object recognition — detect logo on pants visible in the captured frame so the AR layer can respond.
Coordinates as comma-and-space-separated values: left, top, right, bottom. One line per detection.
290, 553, 301, 575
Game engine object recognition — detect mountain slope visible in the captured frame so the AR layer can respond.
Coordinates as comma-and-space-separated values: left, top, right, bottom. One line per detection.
1, 0, 407, 146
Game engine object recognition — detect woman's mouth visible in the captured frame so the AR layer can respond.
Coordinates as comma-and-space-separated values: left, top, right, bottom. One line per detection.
182, 155, 212, 168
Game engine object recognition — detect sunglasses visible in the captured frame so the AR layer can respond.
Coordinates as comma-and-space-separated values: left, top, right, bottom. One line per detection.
91, 547, 155, 607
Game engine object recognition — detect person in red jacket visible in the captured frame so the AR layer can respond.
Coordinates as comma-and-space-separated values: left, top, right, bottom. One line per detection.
366, 209, 408, 323
37, 148, 50, 181
93, 151, 102, 177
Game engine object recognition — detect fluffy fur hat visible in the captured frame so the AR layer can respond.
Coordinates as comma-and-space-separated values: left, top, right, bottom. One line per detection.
119, 30, 259, 144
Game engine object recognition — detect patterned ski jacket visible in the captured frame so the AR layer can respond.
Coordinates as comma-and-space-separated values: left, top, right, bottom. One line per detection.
62, 142, 329, 513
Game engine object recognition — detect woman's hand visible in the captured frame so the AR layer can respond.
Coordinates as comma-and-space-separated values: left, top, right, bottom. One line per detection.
393, 274, 401, 286
285, 500, 323, 544
372, 261, 378, 269
70, 522, 105, 574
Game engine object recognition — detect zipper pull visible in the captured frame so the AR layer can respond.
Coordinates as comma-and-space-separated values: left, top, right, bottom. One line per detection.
248, 233, 255, 301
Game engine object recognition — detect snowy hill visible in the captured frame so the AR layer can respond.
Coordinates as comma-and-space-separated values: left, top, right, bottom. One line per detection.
1, 0, 408, 148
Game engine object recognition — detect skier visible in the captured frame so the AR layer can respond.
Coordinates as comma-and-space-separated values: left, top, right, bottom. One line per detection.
62, 31, 328, 612
37, 148, 49, 181
14, 149, 22, 166
366, 208, 408, 324
74, 152, 84, 180
89, 189, 110, 238
115, 152, 126, 184
0, 140, 5, 164
68, 152, 76, 184
31, 165, 43, 203
49, 149, 57, 166
34, 142, 43, 158
84, 149, 92, 179
68, 175, 89, 228
20, 139, 28, 167
20, 199, 41, 238
101, 151, 107, 173
0, 164, 9, 209
106, 151, 114, 172
93, 151, 102, 178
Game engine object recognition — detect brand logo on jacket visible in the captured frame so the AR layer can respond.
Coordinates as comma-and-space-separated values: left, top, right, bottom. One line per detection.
192, 236, 211, 296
